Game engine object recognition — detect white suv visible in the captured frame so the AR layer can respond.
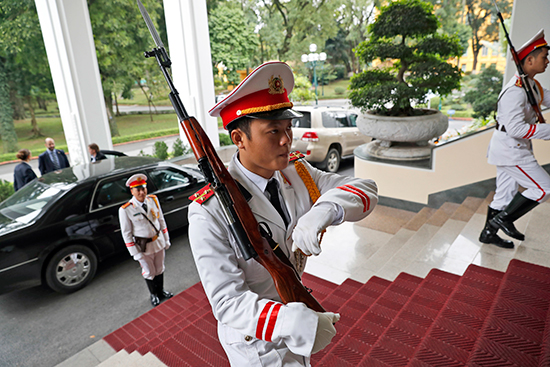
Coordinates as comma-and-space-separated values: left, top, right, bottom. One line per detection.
291, 105, 371, 172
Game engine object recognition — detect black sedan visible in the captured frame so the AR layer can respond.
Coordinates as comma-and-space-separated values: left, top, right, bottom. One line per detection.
0, 156, 204, 295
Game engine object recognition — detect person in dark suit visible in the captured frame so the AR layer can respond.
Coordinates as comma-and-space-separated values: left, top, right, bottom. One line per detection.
13, 149, 37, 191
38, 138, 70, 175
88, 143, 107, 162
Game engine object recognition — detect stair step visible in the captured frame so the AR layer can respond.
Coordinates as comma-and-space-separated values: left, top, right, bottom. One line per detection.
311, 276, 392, 365
316, 272, 423, 366
408, 264, 504, 366
356, 204, 417, 235
359, 269, 461, 366
467, 259, 550, 366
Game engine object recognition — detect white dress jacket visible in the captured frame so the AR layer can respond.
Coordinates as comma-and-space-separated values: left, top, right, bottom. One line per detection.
188, 153, 378, 366
488, 76, 550, 166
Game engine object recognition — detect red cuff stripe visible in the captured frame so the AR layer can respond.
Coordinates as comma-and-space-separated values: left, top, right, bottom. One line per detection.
265, 303, 282, 342
516, 165, 546, 201
162, 228, 168, 233
337, 185, 370, 212
126, 243, 135, 247
256, 302, 274, 339
523, 125, 535, 139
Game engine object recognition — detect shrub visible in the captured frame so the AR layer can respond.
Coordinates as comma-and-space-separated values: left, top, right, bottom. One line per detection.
153, 141, 169, 160
334, 87, 345, 95
219, 133, 234, 146
464, 65, 503, 120
172, 138, 184, 157
0, 179, 14, 203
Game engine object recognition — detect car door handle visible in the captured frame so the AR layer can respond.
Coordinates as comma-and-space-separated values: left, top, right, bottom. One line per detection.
100, 215, 114, 223
165, 196, 175, 202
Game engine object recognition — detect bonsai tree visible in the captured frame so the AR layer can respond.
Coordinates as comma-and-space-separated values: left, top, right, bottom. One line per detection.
349, 0, 463, 116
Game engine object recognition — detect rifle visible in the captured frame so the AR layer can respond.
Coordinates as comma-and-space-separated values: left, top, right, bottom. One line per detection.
136, 0, 325, 313
492, 0, 545, 124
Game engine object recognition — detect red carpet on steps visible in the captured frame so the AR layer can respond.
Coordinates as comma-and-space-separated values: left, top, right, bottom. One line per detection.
103, 260, 550, 366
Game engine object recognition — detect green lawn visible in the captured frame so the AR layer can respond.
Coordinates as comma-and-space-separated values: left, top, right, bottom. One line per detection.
0, 113, 180, 162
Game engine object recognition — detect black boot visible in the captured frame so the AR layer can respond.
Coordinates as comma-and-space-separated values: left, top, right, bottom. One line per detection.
154, 273, 174, 300
145, 279, 160, 307
479, 207, 514, 249
490, 193, 539, 241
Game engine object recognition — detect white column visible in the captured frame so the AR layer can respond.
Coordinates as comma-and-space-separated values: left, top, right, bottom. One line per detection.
34, 0, 112, 166
504, 0, 550, 88
162, 0, 219, 148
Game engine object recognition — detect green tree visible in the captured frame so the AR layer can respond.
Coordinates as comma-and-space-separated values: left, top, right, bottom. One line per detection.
0, 0, 54, 138
0, 63, 19, 153
327, 0, 381, 74
464, 65, 502, 119
426, 0, 470, 52
208, 2, 258, 86
349, 0, 463, 116
88, 0, 166, 135
245, 0, 339, 62
290, 74, 316, 103
464, 0, 511, 71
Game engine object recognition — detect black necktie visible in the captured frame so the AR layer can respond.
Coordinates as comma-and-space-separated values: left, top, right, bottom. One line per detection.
266, 179, 288, 227
142, 203, 147, 213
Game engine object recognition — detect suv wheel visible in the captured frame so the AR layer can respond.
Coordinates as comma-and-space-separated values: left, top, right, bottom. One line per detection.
45, 245, 97, 293
321, 148, 341, 173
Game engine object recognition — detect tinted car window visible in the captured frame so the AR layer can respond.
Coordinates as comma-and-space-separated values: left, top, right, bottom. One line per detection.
49, 185, 92, 221
322, 111, 350, 128
149, 168, 194, 191
93, 177, 132, 210
0, 181, 70, 223
349, 114, 358, 127
291, 112, 311, 128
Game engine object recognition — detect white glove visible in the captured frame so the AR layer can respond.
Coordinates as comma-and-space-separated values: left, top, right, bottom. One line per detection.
312, 312, 340, 354
133, 252, 144, 261
292, 203, 337, 256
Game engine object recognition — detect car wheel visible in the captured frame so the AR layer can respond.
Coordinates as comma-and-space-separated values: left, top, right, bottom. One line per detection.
45, 245, 97, 293
322, 148, 341, 173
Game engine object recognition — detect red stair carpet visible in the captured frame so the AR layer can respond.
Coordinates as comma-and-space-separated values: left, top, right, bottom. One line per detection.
104, 259, 550, 366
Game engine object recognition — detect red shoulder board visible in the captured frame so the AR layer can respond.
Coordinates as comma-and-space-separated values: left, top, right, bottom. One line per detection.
189, 184, 214, 205
289, 151, 305, 162
121, 202, 131, 209
515, 78, 523, 88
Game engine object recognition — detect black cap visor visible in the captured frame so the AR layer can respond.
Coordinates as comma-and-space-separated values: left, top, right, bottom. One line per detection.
248, 108, 303, 121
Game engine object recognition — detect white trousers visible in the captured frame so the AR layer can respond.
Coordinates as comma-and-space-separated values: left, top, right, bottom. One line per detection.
137, 250, 165, 280
490, 161, 550, 210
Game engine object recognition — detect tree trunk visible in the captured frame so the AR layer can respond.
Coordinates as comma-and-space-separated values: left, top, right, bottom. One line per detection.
9, 88, 26, 120
0, 65, 19, 153
114, 93, 120, 116
37, 96, 48, 111
25, 95, 42, 138
139, 83, 156, 122
104, 93, 120, 137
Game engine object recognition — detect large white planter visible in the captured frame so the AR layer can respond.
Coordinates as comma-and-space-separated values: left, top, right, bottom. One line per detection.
356, 109, 448, 160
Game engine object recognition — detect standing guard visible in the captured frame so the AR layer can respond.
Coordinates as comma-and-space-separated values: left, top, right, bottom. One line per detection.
119, 173, 173, 306
187, 61, 378, 366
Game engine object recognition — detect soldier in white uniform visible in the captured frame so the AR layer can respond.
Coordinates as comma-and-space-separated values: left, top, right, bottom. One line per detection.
188, 61, 378, 366
119, 173, 173, 306
479, 29, 550, 249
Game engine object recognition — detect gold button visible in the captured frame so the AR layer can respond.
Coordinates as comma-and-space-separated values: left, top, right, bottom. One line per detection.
244, 335, 253, 342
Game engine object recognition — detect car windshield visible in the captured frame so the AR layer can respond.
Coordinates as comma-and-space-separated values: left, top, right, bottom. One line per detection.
0, 181, 72, 224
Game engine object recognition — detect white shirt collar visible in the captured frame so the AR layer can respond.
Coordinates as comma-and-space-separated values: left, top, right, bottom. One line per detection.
233, 153, 274, 193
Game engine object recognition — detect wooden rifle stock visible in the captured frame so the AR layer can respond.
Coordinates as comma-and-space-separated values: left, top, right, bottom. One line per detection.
493, 2, 545, 124
180, 117, 326, 313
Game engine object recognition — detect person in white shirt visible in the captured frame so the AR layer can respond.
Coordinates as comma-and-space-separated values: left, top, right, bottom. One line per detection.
480, 29, 550, 249
119, 173, 173, 307
187, 61, 378, 366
